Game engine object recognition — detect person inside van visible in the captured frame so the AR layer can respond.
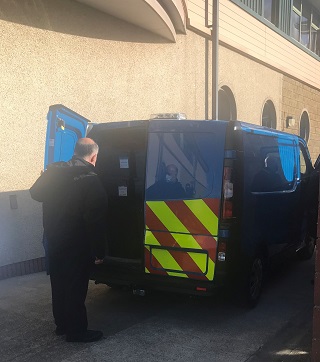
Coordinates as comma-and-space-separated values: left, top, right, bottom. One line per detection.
146, 164, 186, 200
251, 155, 283, 192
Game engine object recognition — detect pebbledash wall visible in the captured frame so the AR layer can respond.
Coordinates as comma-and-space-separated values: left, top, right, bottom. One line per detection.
0, 0, 319, 279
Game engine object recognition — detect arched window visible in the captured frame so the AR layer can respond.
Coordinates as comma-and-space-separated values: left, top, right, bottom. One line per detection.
262, 100, 277, 129
300, 111, 310, 142
218, 86, 237, 121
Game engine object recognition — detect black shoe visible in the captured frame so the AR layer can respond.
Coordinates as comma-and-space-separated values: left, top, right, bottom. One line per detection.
66, 330, 103, 343
55, 327, 66, 336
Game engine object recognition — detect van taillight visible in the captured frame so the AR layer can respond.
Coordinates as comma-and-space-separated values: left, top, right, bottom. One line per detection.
222, 166, 233, 219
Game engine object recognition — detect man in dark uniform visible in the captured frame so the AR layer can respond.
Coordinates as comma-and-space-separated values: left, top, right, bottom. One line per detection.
30, 138, 108, 343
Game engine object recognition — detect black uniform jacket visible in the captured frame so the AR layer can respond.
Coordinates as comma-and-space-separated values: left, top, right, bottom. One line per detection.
30, 157, 108, 259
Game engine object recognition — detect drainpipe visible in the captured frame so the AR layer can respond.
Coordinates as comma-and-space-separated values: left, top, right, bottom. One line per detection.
205, 1, 209, 120
212, 0, 219, 120
205, 0, 219, 120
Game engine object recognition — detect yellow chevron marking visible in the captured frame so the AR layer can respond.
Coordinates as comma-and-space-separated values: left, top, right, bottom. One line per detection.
144, 235, 188, 278
148, 202, 192, 240
167, 271, 189, 278
145, 231, 209, 274
146, 204, 216, 280
144, 246, 151, 274
145, 230, 161, 246
207, 257, 215, 280
151, 248, 188, 278
183, 199, 218, 236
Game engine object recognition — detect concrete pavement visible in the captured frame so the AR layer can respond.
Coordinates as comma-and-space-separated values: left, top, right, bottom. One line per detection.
0, 264, 314, 362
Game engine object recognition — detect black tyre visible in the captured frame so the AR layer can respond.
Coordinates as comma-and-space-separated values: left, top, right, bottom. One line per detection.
244, 256, 264, 308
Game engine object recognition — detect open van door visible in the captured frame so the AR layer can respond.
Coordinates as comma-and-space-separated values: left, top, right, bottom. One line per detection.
44, 104, 91, 169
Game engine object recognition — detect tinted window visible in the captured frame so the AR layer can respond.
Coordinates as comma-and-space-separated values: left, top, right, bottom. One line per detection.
244, 133, 298, 193
146, 133, 216, 200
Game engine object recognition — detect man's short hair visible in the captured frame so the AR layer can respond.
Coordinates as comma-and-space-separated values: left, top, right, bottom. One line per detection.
74, 139, 99, 158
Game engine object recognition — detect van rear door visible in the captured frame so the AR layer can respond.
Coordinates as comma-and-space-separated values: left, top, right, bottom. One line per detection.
145, 120, 227, 282
45, 104, 90, 168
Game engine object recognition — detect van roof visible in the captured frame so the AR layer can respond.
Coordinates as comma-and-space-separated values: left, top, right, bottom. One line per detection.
91, 119, 300, 140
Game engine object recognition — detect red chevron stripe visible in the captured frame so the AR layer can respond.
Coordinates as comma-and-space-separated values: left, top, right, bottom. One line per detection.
146, 230, 208, 280
144, 247, 168, 276
193, 234, 217, 262
203, 198, 220, 216
168, 249, 208, 279
145, 201, 217, 280
147, 231, 178, 248
165, 200, 211, 235
146, 204, 169, 232
149, 231, 217, 260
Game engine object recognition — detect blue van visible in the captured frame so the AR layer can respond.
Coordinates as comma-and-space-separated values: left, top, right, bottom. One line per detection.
44, 104, 319, 307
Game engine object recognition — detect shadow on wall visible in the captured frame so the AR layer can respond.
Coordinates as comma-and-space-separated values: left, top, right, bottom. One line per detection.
0, 189, 45, 280
0, 0, 169, 43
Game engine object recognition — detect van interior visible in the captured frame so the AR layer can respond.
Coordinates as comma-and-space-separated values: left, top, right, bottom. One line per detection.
90, 123, 148, 264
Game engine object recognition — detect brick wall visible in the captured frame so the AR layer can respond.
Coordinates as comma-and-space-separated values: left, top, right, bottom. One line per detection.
282, 76, 320, 163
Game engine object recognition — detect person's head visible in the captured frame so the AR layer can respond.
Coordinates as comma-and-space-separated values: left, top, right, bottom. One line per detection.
74, 138, 99, 166
166, 164, 178, 182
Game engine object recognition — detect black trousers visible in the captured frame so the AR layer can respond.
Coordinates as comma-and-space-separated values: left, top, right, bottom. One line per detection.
49, 252, 92, 337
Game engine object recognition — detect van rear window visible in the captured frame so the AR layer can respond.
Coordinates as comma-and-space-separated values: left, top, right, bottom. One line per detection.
146, 132, 216, 200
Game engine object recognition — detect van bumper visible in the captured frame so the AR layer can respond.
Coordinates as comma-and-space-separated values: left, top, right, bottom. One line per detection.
92, 257, 227, 296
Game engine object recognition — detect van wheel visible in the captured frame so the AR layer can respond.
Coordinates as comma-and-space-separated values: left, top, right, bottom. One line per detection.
244, 256, 264, 308
297, 235, 315, 261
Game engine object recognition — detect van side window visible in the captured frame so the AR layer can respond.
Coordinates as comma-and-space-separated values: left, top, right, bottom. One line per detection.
299, 142, 312, 176
300, 149, 307, 174
244, 133, 298, 193
146, 132, 215, 200
251, 153, 283, 192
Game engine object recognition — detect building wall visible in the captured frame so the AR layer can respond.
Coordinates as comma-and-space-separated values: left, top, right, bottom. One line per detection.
0, 0, 318, 273
0, 0, 210, 266
282, 77, 320, 161
188, 0, 320, 160
219, 46, 282, 126
188, 0, 320, 90
0, 0, 211, 268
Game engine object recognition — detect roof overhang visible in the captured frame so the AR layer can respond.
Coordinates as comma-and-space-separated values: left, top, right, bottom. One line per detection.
75, 0, 187, 41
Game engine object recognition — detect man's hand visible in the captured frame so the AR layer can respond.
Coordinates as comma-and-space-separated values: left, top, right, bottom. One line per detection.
95, 258, 104, 265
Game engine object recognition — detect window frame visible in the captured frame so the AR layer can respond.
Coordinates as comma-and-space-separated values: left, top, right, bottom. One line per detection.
230, 0, 320, 59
